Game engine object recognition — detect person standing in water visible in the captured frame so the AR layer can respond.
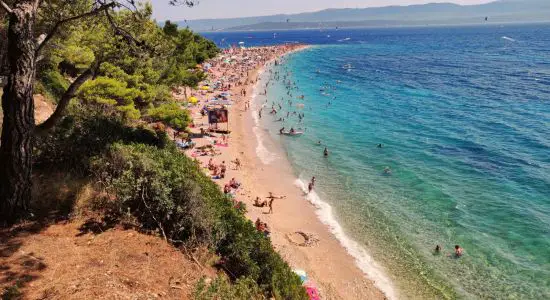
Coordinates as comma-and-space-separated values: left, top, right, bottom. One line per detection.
324, 147, 329, 157
454, 245, 464, 257
308, 176, 316, 193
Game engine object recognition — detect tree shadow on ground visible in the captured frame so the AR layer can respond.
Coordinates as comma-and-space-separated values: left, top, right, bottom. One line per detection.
0, 172, 87, 299
76, 216, 119, 236
0, 222, 48, 299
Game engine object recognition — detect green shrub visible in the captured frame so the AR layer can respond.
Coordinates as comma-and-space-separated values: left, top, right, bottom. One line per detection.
90, 143, 307, 300
34, 108, 169, 174
146, 102, 191, 130
194, 276, 264, 300
39, 69, 70, 101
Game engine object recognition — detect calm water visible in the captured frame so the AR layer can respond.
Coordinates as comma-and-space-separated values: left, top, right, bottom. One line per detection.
203, 25, 550, 299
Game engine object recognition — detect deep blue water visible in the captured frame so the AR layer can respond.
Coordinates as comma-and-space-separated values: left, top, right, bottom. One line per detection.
203, 25, 550, 299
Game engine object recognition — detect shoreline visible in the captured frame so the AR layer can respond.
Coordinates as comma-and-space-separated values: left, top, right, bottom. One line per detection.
184, 45, 390, 299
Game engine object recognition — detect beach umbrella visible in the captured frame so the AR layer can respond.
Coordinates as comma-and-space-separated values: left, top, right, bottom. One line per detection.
188, 96, 198, 104
200, 86, 209, 91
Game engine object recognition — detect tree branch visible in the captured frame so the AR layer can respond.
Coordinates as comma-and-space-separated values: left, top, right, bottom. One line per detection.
35, 61, 101, 134
35, 2, 115, 56
0, 1, 12, 13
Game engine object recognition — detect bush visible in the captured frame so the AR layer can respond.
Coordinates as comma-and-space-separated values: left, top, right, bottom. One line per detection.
34, 108, 169, 174
39, 69, 70, 101
146, 102, 191, 130
91, 143, 307, 299
194, 276, 264, 300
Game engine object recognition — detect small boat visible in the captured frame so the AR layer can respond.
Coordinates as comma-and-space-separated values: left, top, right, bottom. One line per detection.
281, 131, 304, 136
343, 64, 353, 69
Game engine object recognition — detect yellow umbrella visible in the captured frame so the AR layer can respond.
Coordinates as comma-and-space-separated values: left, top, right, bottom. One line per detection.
200, 86, 209, 91
188, 96, 198, 104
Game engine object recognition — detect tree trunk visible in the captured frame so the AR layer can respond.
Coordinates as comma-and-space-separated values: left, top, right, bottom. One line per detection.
0, 1, 38, 225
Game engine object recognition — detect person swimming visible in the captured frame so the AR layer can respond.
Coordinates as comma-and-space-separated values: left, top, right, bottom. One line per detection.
280, 127, 285, 134
377, 143, 383, 148
454, 245, 463, 257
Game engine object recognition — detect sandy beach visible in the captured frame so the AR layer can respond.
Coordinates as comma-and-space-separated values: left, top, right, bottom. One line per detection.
179, 45, 388, 300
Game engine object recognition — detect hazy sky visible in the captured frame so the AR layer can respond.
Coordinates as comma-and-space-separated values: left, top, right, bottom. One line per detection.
148, 0, 496, 21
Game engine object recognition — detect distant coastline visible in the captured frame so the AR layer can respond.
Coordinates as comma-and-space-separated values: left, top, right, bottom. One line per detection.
171, 0, 550, 32
196, 20, 550, 33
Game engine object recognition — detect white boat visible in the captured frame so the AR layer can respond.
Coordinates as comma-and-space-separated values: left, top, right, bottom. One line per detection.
281, 131, 304, 136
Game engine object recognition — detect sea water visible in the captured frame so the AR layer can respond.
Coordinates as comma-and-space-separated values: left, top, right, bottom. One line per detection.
203, 24, 550, 299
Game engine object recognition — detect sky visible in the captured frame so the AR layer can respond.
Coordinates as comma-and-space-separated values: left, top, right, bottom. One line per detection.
148, 0, 496, 21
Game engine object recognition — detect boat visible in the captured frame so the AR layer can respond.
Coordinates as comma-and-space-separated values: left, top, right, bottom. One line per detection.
281, 131, 304, 136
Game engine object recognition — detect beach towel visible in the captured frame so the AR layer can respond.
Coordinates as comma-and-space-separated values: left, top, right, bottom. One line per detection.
306, 287, 320, 300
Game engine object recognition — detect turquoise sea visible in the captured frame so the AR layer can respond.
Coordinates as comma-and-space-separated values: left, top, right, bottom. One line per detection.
203, 24, 550, 299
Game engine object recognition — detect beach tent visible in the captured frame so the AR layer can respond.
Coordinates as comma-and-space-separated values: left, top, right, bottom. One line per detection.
206, 105, 230, 132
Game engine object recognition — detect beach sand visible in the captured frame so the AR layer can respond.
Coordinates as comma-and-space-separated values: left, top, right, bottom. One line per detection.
181, 45, 387, 300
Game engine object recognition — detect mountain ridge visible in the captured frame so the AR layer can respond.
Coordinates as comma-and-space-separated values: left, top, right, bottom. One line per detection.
173, 0, 550, 31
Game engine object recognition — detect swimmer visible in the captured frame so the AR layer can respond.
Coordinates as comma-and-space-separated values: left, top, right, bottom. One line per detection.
324, 147, 329, 157
435, 245, 441, 254
377, 143, 383, 148
383, 166, 392, 175
454, 245, 463, 257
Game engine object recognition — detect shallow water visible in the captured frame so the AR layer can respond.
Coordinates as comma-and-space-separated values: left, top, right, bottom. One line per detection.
204, 24, 550, 299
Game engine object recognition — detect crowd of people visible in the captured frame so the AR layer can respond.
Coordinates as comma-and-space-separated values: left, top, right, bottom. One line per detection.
173, 44, 306, 238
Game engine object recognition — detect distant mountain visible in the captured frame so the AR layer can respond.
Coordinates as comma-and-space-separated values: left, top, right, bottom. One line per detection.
175, 0, 550, 31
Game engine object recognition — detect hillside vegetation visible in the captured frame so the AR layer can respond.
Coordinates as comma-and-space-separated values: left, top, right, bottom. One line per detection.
1, 2, 305, 299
